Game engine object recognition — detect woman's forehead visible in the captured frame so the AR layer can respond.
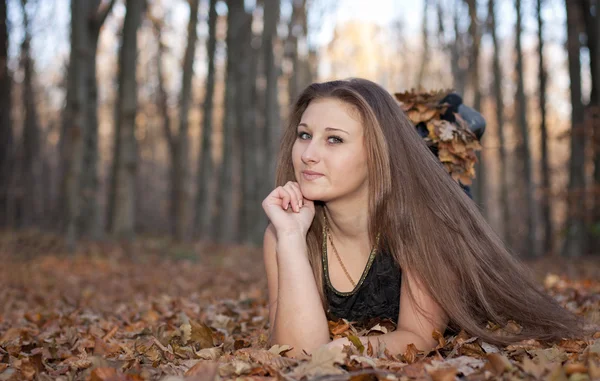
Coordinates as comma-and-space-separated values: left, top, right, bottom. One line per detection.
300, 98, 363, 131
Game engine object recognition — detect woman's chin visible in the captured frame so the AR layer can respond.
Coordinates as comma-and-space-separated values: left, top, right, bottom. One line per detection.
297, 187, 323, 202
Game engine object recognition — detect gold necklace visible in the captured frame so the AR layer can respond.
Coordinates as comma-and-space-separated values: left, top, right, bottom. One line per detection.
323, 214, 380, 289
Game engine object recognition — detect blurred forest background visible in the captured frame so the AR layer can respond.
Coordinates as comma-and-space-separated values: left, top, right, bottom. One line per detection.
0, 0, 598, 258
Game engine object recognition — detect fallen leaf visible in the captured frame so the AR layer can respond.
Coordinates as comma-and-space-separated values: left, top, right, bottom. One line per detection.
564, 362, 587, 375
486, 353, 513, 375
521, 356, 547, 379
268, 344, 293, 356
432, 329, 446, 349
184, 360, 218, 380
428, 356, 485, 376
427, 366, 457, 381
189, 320, 215, 349
529, 346, 569, 363
347, 335, 365, 354
402, 343, 419, 364
288, 346, 346, 378
194, 346, 223, 360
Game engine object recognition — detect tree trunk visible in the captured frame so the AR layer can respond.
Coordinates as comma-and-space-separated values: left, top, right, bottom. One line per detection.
416, 0, 429, 89
287, 0, 307, 103
514, 0, 536, 257
593, 0, 600, 254
108, 0, 143, 238
464, 0, 485, 211
450, 0, 467, 95
63, 0, 87, 248
63, 0, 115, 246
19, 0, 41, 228
261, 0, 281, 239
537, 0, 552, 255
237, 11, 260, 244
196, 0, 218, 239
488, 0, 510, 246
171, 0, 200, 241
152, 17, 175, 236
581, 0, 600, 254
581, 0, 598, 105
561, 0, 586, 257
216, 0, 245, 243
79, 0, 116, 239
0, 0, 12, 227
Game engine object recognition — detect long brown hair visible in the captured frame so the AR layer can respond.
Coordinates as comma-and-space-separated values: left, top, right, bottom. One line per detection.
274, 78, 583, 345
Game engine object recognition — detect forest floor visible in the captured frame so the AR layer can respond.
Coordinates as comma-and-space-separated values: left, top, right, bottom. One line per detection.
0, 230, 599, 381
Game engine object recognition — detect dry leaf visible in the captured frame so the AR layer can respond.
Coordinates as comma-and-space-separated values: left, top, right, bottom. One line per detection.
529, 346, 569, 363
194, 346, 223, 360
563, 362, 587, 375
522, 356, 547, 379
402, 343, 419, 364
184, 360, 218, 380
288, 346, 346, 378
486, 353, 513, 374
427, 367, 457, 381
268, 344, 293, 356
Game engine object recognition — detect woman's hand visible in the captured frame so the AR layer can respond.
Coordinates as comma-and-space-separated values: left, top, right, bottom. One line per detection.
262, 181, 315, 237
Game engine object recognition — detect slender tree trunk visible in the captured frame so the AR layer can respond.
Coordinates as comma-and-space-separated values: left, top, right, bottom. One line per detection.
287, 0, 307, 103
196, 0, 218, 238
581, 0, 598, 105
152, 17, 175, 236
488, 0, 510, 245
63, 0, 87, 248
581, 0, 600, 254
108, 0, 143, 238
593, 0, 600, 254
63, 0, 114, 245
561, 0, 586, 257
416, 0, 429, 89
0, 0, 12, 227
171, 0, 200, 241
464, 0, 485, 210
451, 0, 467, 95
216, 0, 245, 243
237, 11, 260, 244
262, 0, 281, 234
19, 0, 41, 227
514, 0, 536, 257
79, 0, 115, 239
537, 0, 552, 255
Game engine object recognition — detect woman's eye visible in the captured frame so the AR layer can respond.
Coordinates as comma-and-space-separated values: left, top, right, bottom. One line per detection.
328, 136, 343, 144
298, 132, 310, 140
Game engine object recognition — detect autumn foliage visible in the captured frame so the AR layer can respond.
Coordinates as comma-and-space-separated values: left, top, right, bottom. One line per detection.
395, 90, 482, 186
0, 232, 599, 380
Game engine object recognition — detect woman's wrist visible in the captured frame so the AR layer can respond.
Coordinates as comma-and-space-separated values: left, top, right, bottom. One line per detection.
276, 229, 307, 242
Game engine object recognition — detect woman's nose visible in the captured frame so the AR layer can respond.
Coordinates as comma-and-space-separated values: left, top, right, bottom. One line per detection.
301, 141, 320, 164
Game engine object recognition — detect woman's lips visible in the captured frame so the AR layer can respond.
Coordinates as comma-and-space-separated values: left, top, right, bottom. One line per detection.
302, 170, 324, 180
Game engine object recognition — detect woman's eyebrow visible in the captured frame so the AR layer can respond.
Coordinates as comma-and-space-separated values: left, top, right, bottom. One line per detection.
297, 123, 349, 135
325, 127, 349, 135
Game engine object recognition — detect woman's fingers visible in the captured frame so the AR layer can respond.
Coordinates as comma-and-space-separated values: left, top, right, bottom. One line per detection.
263, 183, 304, 213
285, 182, 303, 211
278, 187, 293, 211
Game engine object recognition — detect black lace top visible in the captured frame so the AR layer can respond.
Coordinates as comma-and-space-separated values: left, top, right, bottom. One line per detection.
323, 242, 402, 325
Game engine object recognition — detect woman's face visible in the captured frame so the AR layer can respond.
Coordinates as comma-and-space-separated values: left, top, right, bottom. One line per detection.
292, 97, 369, 202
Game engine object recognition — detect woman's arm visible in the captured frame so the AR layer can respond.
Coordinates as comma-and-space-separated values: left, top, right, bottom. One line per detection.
263, 224, 330, 357
327, 268, 448, 356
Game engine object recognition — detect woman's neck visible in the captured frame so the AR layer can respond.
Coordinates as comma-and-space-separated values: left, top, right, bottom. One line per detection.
324, 199, 370, 246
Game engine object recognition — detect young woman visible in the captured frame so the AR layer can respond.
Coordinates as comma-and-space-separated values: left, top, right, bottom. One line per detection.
261, 78, 582, 358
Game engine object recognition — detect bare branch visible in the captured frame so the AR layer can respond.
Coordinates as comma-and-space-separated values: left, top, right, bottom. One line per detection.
93, 0, 117, 29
